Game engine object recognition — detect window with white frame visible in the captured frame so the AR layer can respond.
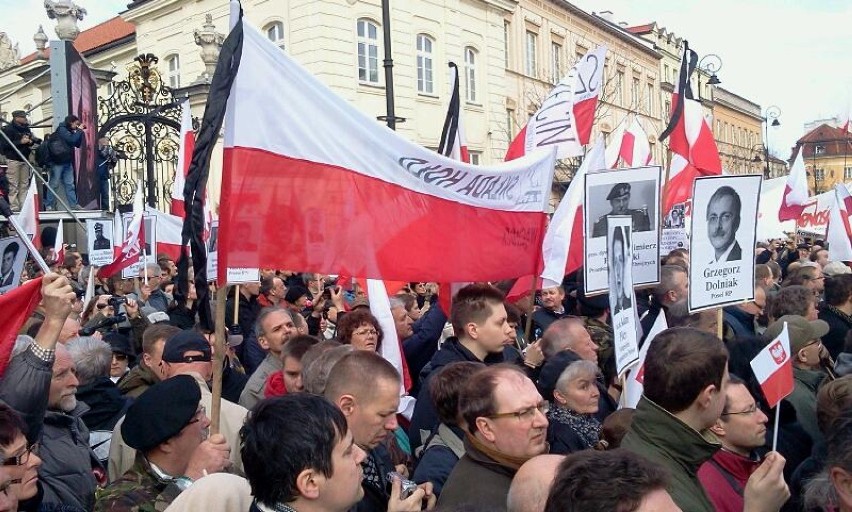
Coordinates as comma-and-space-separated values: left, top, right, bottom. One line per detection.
616, 70, 624, 105
167, 55, 180, 89
845, 167, 852, 179
815, 168, 825, 180
464, 47, 477, 103
506, 108, 515, 140
503, 21, 511, 68
525, 31, 537, 77
265, 21, 285, 49
646, 82, 654, 114
550, 42, 561, 83
416, 34, 434, 94
631, 77, 640, 107
357, 19, 380, 84
469, 151, 481, 165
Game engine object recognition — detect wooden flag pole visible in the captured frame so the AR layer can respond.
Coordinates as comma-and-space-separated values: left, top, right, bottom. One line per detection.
523, 277, 538, 343
210, 286, 227, 436
233, 284, 240, 323
716, 308, 724, 341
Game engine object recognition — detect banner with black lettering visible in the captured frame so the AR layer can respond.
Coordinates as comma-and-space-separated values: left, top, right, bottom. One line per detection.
584, 166, 661, 295
606, 216, 639, 377
689, 175, 761, 312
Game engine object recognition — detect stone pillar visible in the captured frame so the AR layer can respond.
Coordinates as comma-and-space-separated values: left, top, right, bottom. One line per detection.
34, 26, 48, 60
44, 0, 87, 42
193, 14, 224, 81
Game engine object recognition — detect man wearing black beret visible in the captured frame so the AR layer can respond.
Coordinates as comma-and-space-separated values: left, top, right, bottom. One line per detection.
592, 182, 652, 237
95, 374, 231, 511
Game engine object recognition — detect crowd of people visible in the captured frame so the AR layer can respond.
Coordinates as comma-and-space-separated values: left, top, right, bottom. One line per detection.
0, 230, 847, 512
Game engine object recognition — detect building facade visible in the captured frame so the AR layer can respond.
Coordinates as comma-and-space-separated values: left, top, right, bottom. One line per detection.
794, 123, 852, 195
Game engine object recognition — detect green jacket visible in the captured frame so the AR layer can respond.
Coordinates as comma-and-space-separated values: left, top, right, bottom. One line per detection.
621, 397, 721, 512
118, 362, 160, 399
786, 367, 826, 443
95, 454, 182, 512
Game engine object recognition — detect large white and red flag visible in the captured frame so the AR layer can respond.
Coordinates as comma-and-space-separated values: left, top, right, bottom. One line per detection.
827, 184, 852, 261
99, 185, 145, 278
216, 16, 557, 283
540, 134, 606, 288
660, 42, 722, 214
505, 46, 607, 161
11, 179, 39, 248
605, 116, 653, 168
750, 322, 794, 408
778, 149, 809, 222
170, 99, 195, 218
53, 219, 65, 265
622, 311, 668, 409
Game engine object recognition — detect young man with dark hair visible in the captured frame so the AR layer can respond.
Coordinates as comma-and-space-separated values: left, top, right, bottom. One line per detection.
263, 334, 320, 397
543, 449, 675, 512
45, 114, 84, 211
240, 394, 367, 512
119, 323, 180, 398
409, 283, 516, 452
621, 327, 789, 512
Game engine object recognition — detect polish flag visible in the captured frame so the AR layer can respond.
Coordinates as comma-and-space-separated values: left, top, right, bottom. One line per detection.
0, 276, 42, 377
606, 117, 653, 168
778, 150, 809, 221
827, 184, 852, 262
11, 180, 39, 248
99, 185, 144, 278
540, 134, 606, 287
217, 17, 557, 283
661, 43, 722, 214
505, 46, 607, 161
839, 104, 851, 134
170, 99, 195, 218
144, 206, 184, 261
53, 219, 65, 264
366, 279, 412, 394
750, 322, 794, 408
622, 311, 668, 409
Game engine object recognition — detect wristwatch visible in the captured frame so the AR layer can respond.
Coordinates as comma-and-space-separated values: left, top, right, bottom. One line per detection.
174, 476, 194, 491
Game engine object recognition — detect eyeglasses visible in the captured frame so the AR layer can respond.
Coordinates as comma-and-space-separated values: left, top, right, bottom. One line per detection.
721, 404, 759, 417
3, 442, 39, 467
487, 402, 550, 421
187, 406, 206, 426
353, 329, 378, 337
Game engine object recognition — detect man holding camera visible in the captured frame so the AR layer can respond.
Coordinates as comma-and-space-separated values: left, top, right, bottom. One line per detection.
45, 115, 85, 211
1, 110, 41, 211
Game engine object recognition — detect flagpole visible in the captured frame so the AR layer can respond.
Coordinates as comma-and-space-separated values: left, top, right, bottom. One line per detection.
0, 198, 50, 274
233, 284, 240, 322
716, 308, 724, 341
210, 286, 227, 436
771, 405, 780, 452
523, 277, 538, 343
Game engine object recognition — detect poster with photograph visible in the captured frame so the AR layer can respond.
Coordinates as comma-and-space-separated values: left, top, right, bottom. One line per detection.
121, 214, 157, 279
689, 175, 762, 312
206, 220, 219, 281
584, 166, 662, 295
661, 201, 691, 254
86, 218, 115, 266
606, 217, 639, 377
0, 237, 27, 293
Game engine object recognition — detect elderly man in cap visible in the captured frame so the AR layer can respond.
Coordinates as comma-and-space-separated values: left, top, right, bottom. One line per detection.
1, 110, 40, 210
764, 315, 831, 444
95, 375, 231, 511
108, 330, 248, 481
592, 182, 651, 237
93, 222, 111, 250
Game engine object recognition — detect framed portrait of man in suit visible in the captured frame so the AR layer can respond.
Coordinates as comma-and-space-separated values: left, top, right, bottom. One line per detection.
0, 237, 27, 294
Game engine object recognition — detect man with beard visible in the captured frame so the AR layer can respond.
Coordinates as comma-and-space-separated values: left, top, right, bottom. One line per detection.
532, 285, 570, 340
592, 183, 651, 237
706, 186, 742, 264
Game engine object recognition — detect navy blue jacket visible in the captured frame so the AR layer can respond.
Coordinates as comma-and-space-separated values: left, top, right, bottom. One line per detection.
404, 304, 447, 396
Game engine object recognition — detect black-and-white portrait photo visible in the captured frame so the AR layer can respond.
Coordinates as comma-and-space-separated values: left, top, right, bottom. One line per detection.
609, 225, 632, 315
689, 175, 762, 312
87, 219, 115, 266
664, 203, 686, 229
606, 216, 639, 377
0, 237, 27, 293
584, 166, 662, 295
206, 220, 219, 280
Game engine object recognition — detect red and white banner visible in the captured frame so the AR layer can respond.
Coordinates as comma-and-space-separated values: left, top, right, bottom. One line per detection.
750, 322, 794, 409
778, 150, 809, 222
218, 21, 557, 283
54, 219, 65, 264
366, 279, 412, 393
505, 46, 607, 161
622, 306, 668, 409
0, 276, 42, 377
540, 134, 606, 287
605, 117, 652, 169
99, 186, 144, 278
827, 184, 852, 261
171, 99, 195, 218
144, 206, 184, 260
11, 180, 39, 248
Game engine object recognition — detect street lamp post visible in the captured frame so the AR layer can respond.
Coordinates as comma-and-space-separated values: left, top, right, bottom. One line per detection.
697, 54, 722, 101
760, 105, 781, 178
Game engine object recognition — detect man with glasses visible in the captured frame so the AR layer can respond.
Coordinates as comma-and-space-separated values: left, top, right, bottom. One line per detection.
764, 315, 830, 444
439, 365, 549, 511
0, 403, 41, 510
698, 375, 769, 512
96, 375, 231, 511
239, 307, 297, 409
108, 331, 248, 481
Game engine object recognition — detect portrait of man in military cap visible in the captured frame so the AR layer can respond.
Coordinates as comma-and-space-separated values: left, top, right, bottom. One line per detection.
592, 182, 651, 237
92, 222, 111, 250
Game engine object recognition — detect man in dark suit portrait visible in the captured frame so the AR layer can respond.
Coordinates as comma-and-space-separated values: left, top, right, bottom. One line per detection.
593, 182, 651, 237
93, 222, 111, 250
1, 241, 20, 287
610, 226, 632, 315
706, 185, 742, 264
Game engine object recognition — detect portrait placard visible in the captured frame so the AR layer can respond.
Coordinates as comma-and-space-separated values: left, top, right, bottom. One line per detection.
0, 236, 28, 294
206, 220, 219, 281
660, 201, 691, 253
606, 217, 639, 377
584, 166, 662, 295
86, 218, 115, 266
689, 175, 761, 312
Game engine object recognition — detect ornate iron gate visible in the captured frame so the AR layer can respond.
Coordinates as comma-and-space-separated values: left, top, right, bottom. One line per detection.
97, 54, 181, 212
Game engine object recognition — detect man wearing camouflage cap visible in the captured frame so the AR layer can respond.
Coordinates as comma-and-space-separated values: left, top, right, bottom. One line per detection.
592, 182, 651, 237
95, 374, 231, 511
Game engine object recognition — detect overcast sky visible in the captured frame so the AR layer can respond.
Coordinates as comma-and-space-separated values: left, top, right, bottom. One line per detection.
4, 0, 851, 160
